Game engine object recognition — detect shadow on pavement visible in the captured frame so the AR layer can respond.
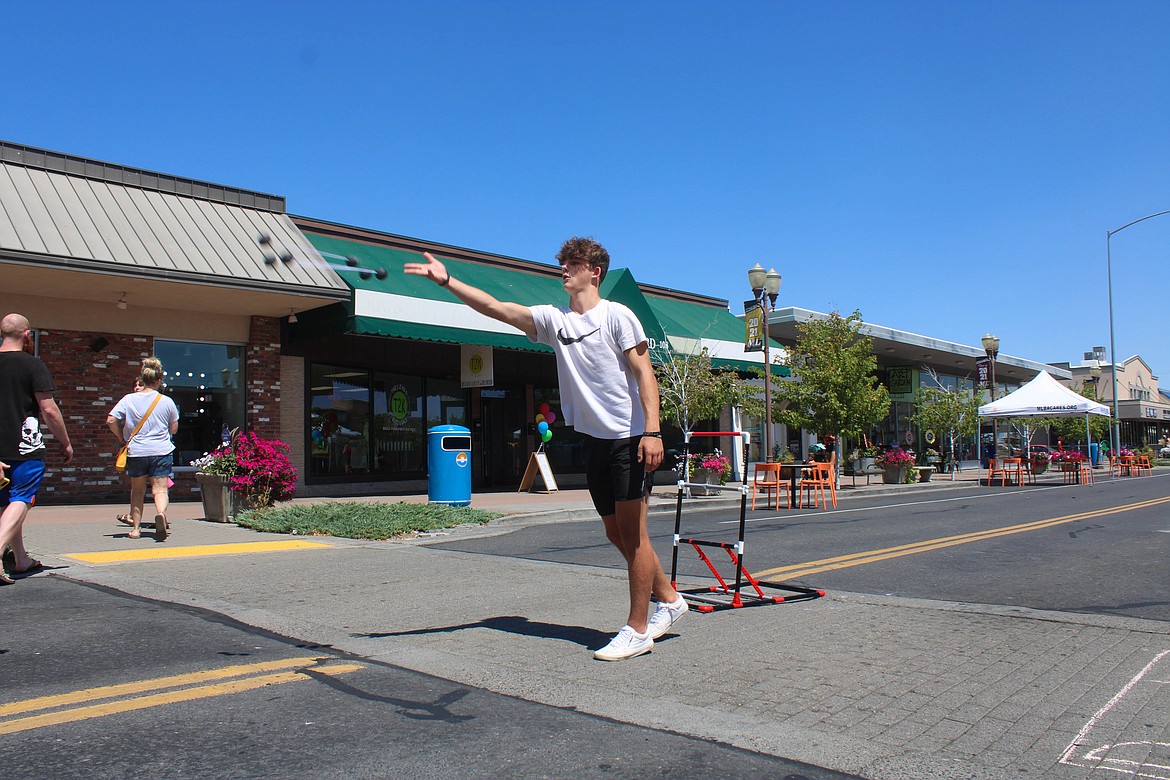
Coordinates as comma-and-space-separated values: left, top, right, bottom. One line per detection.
354, 615, 612, 649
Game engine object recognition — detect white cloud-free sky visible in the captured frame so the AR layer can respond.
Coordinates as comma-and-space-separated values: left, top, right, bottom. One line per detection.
5, 0, 1168, 378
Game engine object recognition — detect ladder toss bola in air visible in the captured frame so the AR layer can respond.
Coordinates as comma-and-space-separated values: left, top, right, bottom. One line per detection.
671, 430, 824, 612
256, 233, 389, 280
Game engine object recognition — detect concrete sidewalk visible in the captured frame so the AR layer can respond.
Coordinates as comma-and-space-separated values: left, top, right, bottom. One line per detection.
12, 464, 1170, 779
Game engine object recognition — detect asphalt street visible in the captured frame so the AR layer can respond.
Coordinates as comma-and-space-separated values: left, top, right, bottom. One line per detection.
436, 474, 1170, 622
1, 577, 859, 780
4, 467, 1170, 779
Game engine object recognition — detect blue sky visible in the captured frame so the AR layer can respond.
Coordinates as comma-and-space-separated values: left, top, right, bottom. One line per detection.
5, 1, 1169, 380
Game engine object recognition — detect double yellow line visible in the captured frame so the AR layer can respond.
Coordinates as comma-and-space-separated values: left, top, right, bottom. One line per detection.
756, 496, 1170, 581
0, 656, 364, 734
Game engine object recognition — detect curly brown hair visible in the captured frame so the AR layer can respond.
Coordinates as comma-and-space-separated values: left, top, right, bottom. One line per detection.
555, 236, 610, 283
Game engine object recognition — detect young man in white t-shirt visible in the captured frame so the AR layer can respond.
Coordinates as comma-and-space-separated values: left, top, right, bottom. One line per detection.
405, 237, 687, 660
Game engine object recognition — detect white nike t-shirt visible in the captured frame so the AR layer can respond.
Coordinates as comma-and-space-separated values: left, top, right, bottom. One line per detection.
529, 299, 647, 439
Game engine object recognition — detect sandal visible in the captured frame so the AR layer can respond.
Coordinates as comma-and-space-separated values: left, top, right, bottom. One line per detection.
0, 571, 14, 586
154, 514, 168, 541
13, 559, 43, 574
118, 514, 153, 528
128, 529, 141, 539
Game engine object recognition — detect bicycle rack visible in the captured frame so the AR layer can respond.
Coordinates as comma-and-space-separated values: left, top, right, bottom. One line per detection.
670, 430, 825, 612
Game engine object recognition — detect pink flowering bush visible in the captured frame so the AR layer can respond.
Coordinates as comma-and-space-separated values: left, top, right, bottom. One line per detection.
1050, 450, 1085, 463
874, 449, 915, 468
681, 450, 733, 484
192, 432, 297, 508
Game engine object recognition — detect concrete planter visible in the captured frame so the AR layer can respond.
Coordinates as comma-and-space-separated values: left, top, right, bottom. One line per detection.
882, 465, 908, 484
691, 467, 718, 496
195, 473, 240, 522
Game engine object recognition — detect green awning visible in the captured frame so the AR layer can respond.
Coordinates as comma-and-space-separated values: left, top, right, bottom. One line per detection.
295, 233, 556, 353
294, 232, 787, 374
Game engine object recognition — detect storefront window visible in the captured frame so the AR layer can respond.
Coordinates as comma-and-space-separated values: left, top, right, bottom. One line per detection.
425, 378, 467, 428
155, 340, 245, 468
308, 364, 469, 479
310, 364, 372, 476
370, 372, 423, 476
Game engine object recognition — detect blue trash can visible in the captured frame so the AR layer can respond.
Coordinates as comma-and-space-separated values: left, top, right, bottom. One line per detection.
427, 425, 472, 506
1090, 442, 1100, 468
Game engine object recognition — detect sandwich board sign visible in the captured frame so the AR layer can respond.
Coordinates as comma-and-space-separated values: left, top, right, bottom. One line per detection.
518, 450, 558, 493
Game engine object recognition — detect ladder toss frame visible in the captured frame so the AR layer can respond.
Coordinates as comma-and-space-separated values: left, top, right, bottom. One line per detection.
670, 430, 825, 612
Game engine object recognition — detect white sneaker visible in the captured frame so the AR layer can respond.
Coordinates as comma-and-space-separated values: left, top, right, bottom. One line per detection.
593, 625, 654, 661
647, 596, 689, 640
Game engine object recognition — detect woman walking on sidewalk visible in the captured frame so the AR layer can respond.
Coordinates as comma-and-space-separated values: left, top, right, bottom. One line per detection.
107, 358, 179, 541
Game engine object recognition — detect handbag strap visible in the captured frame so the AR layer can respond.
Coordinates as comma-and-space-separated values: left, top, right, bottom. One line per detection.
125, 392, 164, 442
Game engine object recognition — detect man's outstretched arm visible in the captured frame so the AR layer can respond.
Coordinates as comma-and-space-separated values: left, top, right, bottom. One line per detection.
404, 252, 536, 337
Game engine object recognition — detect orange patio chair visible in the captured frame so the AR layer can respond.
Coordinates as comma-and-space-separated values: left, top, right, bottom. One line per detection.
751, 462, 786, 510
798, 462, 833, 510
987, 457, 1014, 487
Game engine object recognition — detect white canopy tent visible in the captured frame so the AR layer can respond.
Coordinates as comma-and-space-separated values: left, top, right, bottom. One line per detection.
979, 370, 1110, 459
979, 370, 1110, 419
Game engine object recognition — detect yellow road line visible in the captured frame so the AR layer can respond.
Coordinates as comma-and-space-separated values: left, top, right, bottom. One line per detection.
0, 656, 329, 717
756, 496, 1170, 581
66, 540, 333, 564
0, 664, 364, 735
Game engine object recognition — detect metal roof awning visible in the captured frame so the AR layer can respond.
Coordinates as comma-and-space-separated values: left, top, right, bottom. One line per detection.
0, 146, 347, 300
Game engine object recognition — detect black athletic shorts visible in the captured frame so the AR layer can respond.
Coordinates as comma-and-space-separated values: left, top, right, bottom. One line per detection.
583, 434, 654, 517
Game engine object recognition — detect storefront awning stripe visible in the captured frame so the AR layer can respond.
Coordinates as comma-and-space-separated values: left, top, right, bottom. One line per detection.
351, 315, 552, 352
642, 293, 790, 375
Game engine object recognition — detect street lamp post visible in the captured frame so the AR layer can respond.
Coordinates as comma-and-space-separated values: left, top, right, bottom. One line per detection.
982, 333, 1000, 456
749, 263, 782, 462
1108, 209, 1170, 455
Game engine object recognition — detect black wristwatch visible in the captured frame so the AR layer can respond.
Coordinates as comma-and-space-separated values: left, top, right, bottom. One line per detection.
641, 432, 662, 438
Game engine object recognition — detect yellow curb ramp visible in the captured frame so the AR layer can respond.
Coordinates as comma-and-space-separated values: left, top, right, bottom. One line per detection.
66, 540, 334, 564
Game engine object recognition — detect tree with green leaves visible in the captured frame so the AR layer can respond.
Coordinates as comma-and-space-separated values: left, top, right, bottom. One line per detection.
909, 367, 982, 476
655, 347, 753, 436
761, 309, 891, 444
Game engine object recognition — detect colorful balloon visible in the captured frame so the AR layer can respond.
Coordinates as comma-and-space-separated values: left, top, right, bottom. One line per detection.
545, 411, 556, 424
535, 414, 545, 423
538, 402, 551, 414
537, 421, 549, 434
541, 430, 553, 443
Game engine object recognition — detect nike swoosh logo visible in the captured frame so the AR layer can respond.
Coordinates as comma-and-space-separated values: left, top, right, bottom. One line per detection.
556, 327, 600, 345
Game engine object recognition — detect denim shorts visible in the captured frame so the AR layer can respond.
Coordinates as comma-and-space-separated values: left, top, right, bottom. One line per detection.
126, 453, 174, 479
1, 459, 46, 505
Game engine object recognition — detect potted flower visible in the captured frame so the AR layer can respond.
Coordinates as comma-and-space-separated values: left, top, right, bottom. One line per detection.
1050, 450, 1085, 473
681, 450, 733, 495
852, 444, 880, 475
192, 432, 298, 521
874, 448, 915, 484
1028, 451, 1050, 475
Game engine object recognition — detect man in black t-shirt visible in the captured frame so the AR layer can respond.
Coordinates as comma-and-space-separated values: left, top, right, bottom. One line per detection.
0, 313, 72, 584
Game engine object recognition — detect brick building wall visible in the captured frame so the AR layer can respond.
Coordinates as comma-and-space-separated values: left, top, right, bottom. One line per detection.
31, 317, 283, 505
246, 316, 282, 441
